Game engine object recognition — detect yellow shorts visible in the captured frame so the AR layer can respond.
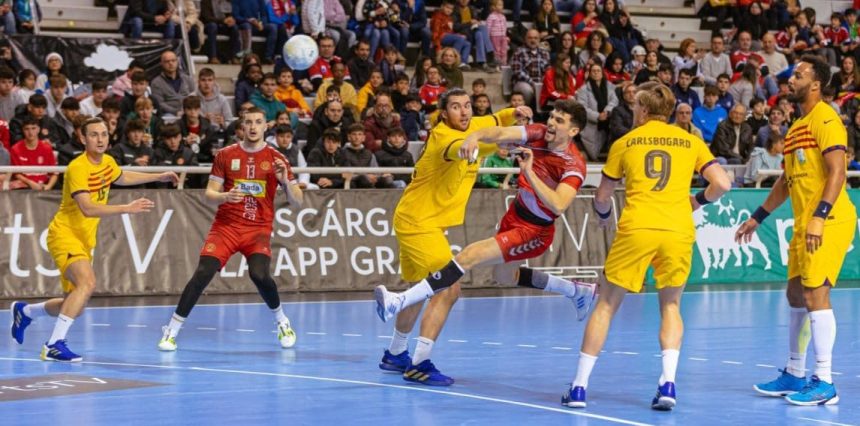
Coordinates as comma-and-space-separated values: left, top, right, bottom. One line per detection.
604, 228, 695, 293
47, 231, 92, 293
788, 219, 856, 288
396, 227, 454, 283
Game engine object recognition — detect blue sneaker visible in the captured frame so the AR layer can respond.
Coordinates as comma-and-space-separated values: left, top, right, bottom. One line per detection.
10, 301, 32, 345
403, 359, 455, 386
562, 386, 587, 408
40, 340, 82, 362
379, 349, 411, 373
785, 376, 839, 406
754, 369, 807, 396
651, 381, 676, 410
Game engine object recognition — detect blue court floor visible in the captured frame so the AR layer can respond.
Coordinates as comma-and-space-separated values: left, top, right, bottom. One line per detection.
2, 288, 859, 426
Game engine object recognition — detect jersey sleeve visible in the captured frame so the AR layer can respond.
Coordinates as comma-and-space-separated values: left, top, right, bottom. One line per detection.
815, 108, 848, 155
210, 151, 226, 184
523, 124, 547, 143
693, 138, 718, 174
107, 155, 123, 183
491, 108, 517, 127
273, 150, 297, 184
67, 160, 90, 198
602, 136, 625, 180
442, 136, 499, 160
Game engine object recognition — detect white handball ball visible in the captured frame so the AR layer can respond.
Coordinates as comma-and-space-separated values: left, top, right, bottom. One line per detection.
282, 35, 319, 71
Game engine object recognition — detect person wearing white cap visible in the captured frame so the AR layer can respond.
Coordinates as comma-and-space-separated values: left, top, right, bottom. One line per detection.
35, 52, 73, 98
625, 45, 646, 76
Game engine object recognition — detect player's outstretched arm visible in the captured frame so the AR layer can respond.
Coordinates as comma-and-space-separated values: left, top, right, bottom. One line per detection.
516, 147, 578, 216
455, 126, 527, 162
592, 173, 618, 228
73, 192, 155, 218
735, 173, 789, 244
205, 179, 246, 205
276, 159, 303, 207
692, 162, 732, 211
115, 170, 180, 187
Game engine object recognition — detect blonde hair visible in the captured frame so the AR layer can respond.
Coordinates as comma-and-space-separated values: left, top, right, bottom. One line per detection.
490, 0, 503, 11
134, 96, 153, 111
438, 47, 461, 66
636, 81, 676, 121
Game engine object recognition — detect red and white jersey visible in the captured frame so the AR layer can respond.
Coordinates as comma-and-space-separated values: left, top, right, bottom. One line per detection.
515, 124, 587, 222
209, 143, 296, 228
730, 50, 764, 70
308, 56, 351, 82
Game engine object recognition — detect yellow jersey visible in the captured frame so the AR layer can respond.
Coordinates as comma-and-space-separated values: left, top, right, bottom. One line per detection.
604, 120, 716, 237
394, 108, 517, 231
48, 153, 122, 249
784, 102, 856, 226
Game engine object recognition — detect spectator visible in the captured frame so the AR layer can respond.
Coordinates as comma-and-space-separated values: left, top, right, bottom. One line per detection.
473, 93, 492, 116
234, 63, 263, 112
728, 63, 758, 111
756, 105, 786, 148
308, 35, 351, 90
471, 78, 486, 97
609, 81, 635, 144
16, 69, 36, 103
430, 0, 472, 70
274, 67, 311, 118
0, 1, 15, 35
306, 100, 354, 155
363, 92, 400, 152
400, 93, 423, 141
153, 123, 198, 175
12, 0, 35, 33
535, 0, 562, 55
758, 33, 788, 79
233, 0, 278, 64
0, 65, 24, 121
306, 128, 347, 188
272, 124, 313, 189
313, 85, 343, 122
607, 11, 645, 65
151, 51, 196, 116
10, 94, 58, 147
847, 145, 860, 188
730, 31, 765, 72
701, 34, 732, 86
79, 80, 108, 117
122, 0, 176, 39
735, 1, 769, 41
454, 0, 497, 71
673, 68, 701, 111
511, 29, 551, 107
0, 115, 9, 150
201, 0, 241, 64
324, 0, 355, 58
251, 72, 286, 124
51, 97, 80, 147
111, 60, 145, 98
656, 62, 674, 87
358, 0, 399, 60
301, 0, 325, 39
560, 31, 578, 69
173, 0, 204, 52
477, 146, 514, 188
44, 75, 68, 118
540, 53, 576, 109
716, 73, 734, 111
128, 97, 164, 146
357, 70, 386, 116
673, 102, 703, 140
111, 119, 155, 167
121, 71, 161, 119
672, 38, 703, 83
820, 12, 849, 66
410, 56, 434, 90
9, 116, 58, 191
604, 53, 631, 85
829, 55, 860, 95
711, 103, 753, 164
435, 48, 463, 90
692, 85, 727, 144
35, 54, 73, 98
775, 19, 808, 54
99, 97, 124, 148
571, 0, 601, 47
486, 0, 508, 65
195, 67, 234, 131
848, 109, 860, 154
314, 62, 358, 118
645, 38, 673, 66
391, 73, 411, 111
746, 97, 768, 138
178, 95, 218, 162
57, 115, 89, 166
576, 62, 617, 161
743, 133, 784, 186
634, 51, 660, 85
374, 127, 414, 188
379, 45, 400, 87
579, 31, 608, 68
267, 0, 299, 44
343, 123, 387, 188
419, 65, 445, 113
0, 140, 7, 188
348, 41, 376, 89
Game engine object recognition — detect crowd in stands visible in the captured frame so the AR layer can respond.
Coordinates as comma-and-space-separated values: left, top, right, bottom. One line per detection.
2, 0, 860, 191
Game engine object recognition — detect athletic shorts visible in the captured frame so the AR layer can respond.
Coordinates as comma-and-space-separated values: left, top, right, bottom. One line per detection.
395, 226, 453, 283
788, 219, 856, 288
494, 206, 554, 263
201, 223, 273, 267
46, 230, 92, 293
603, 228, 695, 293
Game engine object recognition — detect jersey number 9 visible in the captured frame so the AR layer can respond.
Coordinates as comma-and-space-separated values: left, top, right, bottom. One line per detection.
645, 150, 671, 191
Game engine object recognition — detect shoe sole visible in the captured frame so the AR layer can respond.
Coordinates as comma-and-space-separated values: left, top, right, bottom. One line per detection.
279, 338, 296, 349
652, 396, 676, 411
402, 376, 454, 386
378, 362, 407, 373
40, 352, 82, 362
373, 286, 390, 322
753, 385, 798, 397
785, 394, 839, 406
562, 401, 587, 408
158, 345, 177, 352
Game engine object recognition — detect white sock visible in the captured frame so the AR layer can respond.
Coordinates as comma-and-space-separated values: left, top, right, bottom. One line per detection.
809, 309, 836, 383
659, 349, 680, 385
388, 329, 410, 355
272, 306, 288, 324
544, 275, 577, 298
412, 336, 435, 365
167, 313, 185, 338
47, 314, 74, 345
401, 281, 435, 309
572, 352, 598, 388
786, 307, 810, 378
23, 302, 49, 319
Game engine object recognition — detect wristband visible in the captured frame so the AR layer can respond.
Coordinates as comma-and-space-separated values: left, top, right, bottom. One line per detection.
751, 206, 770, 224
592, 198, 611, 220
694, 191, 712, 206
813, 201, 833, 219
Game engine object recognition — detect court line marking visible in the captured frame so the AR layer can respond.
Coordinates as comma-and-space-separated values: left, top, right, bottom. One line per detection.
305, 332, 326, 335
756, 364, 776, 368
517, 344, 537, 348
236, 329, 255, 333
0, 356, 653, 426
127, 324, 147, 328
378, 335, 391, 339
482, 342, 502, 346
722, 361, 743, 365
551, 347, 572, 351
197, 327, 217, 331
91, 324, 110, 327
342, 333, 362, 337
689, 357, 708, 361
612, 351, 638, 355
448, 339, 468, 343
796, 417, 856, 426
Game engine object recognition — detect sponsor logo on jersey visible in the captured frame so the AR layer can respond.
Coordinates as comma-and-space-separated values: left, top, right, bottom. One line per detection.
260, 161, 271, 171
231, 159, 241, 171
234, 179, 267, 197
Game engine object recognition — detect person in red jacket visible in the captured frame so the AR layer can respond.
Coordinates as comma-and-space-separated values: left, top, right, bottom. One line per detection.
540, 53, 576, 109
9, 116, 57, 190
0, 118, 10, 150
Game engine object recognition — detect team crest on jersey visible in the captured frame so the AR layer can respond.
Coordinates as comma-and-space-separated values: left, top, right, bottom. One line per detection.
231, 159, 241, 171
260, 161, 271, 171
205, 243, 216, 253
234, 179, 266, 197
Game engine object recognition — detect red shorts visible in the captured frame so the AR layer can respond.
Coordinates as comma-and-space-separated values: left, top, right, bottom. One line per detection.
494, 206, 555, 262
200, 223, 272, 267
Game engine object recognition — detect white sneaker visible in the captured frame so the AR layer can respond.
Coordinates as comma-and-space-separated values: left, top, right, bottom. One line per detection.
158, 326, 177, 352
570, 281, 597, 321
278, 320, 296, 348
374, 285, 405, 323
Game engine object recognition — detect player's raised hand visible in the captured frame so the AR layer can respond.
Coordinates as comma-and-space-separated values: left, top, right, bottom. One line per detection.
274, 159, 291, 181
513, 147, 534, 172
223, 187, 246, 203
459, 137, 480, 164
126, 198, 155, 214
159, 172, 180, 186
514, 106, 533, 122
734, 218, 760, 245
